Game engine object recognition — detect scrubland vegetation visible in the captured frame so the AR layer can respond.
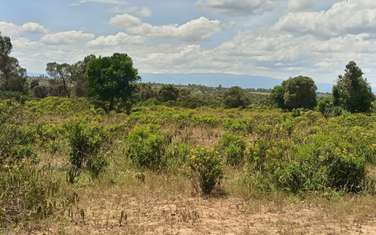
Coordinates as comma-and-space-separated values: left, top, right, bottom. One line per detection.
2, 33, 376, 233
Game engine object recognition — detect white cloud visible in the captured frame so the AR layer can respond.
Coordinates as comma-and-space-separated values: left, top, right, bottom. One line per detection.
21, 22, 48, 34
277, 0, 376, 38
41, 31, 95, 45
196, 0, 280, 15
110, 14, 221, 42
88, 32, 144, 47
110, 14, 143, 28
0, 21, 47, 37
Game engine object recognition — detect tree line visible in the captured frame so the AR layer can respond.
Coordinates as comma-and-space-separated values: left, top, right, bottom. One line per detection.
1, 33, 374, 114
271, 62, 374, 114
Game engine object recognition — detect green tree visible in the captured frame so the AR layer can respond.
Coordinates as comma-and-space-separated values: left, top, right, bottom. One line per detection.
333, 61, 374, 113
273, 76, 317, 110
223, 86, 249, 108
271, 85, 285, 108
158, 84, 179, 102
70, 55, 96, 97
46, 62, 72, 97
0, 33, 27, 92
87, 53, 140, 112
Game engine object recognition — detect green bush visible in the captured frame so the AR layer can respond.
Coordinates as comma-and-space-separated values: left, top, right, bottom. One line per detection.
189, 147, 223, 195
218, 133, 246, 166
32, 85, 49, 99
165, 142, 190, 172
223, 86, 249, 108
67, 121, 107, 183
277, 133, 366, 193
126, 125, 169, 170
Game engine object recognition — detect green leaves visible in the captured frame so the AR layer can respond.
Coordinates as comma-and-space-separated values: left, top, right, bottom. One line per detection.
125, 124, 169, 170
67, 121, 108, 183
189, 147, 223, 195
87, 53, 140, 112
272, 76, 317, 110
333, 61, 374, 113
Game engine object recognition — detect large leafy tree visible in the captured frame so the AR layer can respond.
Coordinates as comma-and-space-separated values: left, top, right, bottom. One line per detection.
0, 33, 27, 92
87, 53, 140, 112
272, 76, 317, 110
333, 61, 374, 113
46, 62, 72, 97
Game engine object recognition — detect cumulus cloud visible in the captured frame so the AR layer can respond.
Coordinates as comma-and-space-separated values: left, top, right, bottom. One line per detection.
110, 13, 221, 42
277, 0, 376, 38
0, 21, 47, 37
88, 32, 144, 47
6, 0, 376, 86
196, 0, 279, 15
21, 22, 48, 34
41, 31, 95, 45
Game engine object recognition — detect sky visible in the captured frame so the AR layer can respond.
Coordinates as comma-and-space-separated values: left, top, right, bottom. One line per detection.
1, 0, 376, 86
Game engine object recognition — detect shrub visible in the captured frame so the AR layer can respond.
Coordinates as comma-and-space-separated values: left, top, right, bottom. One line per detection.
271, 85, 285, 108
277, 133, 366, 193
67, 121, 107, 183
325, 153, 365, 192
32, 85, 49, 99
158, 84, 179, 102
189, 147, 223, 195
126, 125, 169, 170
318, 97, 345, 117
0, 166, 63, 227
223, 86, 249, 108
164, 142, 190, 172
217, 133, 246, 166
48, 83, 69, 97
0, 101, 37, 166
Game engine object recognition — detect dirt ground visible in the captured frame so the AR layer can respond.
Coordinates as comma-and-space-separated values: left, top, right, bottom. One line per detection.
11, 185, 376, 235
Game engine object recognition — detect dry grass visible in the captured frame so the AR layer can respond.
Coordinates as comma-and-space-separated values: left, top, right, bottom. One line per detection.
8, 170, 376, 235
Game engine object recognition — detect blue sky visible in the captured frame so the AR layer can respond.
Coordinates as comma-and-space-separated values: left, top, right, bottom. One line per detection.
1, 0, 376, 86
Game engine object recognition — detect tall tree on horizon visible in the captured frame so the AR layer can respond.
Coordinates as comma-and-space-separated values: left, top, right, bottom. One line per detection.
333, 61, 374, 113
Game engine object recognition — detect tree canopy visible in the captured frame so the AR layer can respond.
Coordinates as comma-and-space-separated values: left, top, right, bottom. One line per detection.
87, 53, 140, 112
333, 61, 374, 113
0, 33, 27, 92
272, 76, 317, 110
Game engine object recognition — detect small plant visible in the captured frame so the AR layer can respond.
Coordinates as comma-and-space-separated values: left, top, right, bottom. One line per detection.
0, 166, 64, 227
189, 147, 223, 195
217, 133, 246, 166
126, 125, 169, 170
165, 142, 190, 173
67, 121, 107, 183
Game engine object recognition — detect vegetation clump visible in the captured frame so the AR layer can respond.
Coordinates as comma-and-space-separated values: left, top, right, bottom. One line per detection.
125, 125, 169, 170
333, 61, 374, 113
272, 76, 317, 110
67, 121, 108, 183
189, 147, 223, 195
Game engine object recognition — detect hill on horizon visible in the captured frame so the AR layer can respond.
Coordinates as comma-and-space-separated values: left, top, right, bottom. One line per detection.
141, 73, 333, 93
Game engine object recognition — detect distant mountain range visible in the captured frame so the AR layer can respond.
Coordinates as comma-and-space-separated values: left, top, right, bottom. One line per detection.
28, 72, 334, 93
141, 73, 334, 93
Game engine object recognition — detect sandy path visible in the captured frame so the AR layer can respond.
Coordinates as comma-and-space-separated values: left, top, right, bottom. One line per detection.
14, 188, 376, 235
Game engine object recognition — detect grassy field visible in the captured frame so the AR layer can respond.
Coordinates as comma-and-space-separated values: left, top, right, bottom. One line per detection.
2, 96, 376, 234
